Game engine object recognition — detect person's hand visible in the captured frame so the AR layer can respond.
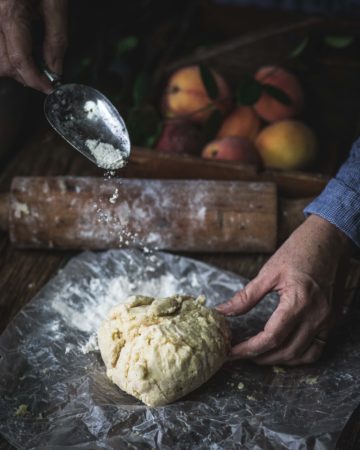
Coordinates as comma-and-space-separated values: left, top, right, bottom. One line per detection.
0, 0, 68, 93
217, 215, 352, 366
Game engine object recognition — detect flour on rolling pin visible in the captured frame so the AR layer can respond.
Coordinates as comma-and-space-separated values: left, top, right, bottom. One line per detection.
8, 178, 277, 252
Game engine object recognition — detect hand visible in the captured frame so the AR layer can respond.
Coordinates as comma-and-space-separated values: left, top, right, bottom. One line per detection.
217, 215, 352, 366
0, 0, 68, 93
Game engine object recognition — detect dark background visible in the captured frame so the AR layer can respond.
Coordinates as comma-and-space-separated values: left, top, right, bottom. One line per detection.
1, 0, 360, 172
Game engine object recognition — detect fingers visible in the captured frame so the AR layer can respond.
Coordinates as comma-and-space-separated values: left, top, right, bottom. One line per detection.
0, 28, 22, 82
231, 299, 300, 358
41, 0, 68, 75
1, 4, 52, 92
230, 279, 331, 363
283, 339, 325, 366
253, 323, 328, 365
217, 273, 275, 316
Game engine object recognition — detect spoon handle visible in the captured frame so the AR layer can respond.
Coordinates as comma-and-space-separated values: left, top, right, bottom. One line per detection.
43, 67, 62, 88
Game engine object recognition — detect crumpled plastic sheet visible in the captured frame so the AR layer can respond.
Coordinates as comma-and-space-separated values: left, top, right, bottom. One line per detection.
0, 249, 360, 450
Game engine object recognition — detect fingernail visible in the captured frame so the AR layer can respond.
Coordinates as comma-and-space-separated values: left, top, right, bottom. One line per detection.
216, 304, 233, 315
215, 304, 227, 312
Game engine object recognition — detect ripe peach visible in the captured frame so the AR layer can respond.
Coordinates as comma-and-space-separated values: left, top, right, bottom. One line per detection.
201, 136, 261, 164
217, 106, 261, 141
255, 120, 317, 170
254, 66, 304, 122
155, 120, 203, 155
162, 65, 231, 123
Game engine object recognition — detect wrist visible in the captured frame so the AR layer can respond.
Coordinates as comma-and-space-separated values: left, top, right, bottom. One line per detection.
306, 214, 352, 254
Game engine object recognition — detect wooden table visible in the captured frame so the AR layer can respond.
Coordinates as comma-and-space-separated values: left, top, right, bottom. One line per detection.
0, 127, 359, 450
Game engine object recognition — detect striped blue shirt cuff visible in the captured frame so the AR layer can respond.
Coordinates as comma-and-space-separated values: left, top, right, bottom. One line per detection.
304, 178, 360, 249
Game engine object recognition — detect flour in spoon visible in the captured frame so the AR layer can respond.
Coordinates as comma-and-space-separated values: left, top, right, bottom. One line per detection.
85, 139, 126, 170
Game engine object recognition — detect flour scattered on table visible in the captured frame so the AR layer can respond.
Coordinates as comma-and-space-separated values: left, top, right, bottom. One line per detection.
51, 272, 185, 334
81, 333, 99, 354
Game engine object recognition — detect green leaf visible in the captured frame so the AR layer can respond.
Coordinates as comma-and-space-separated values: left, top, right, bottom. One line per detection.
145, 122, 164, 148
199, 64, 219, 100
133, 73, 149, 107
262, 84, 292, 106
323, 35, 354, 49
201, 109, 223, 142
116, 36, 139, 56
289, 36, 309, 58
236, 76, 262, 106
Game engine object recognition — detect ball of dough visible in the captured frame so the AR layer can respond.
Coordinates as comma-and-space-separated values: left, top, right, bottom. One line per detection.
97, 294, 230, 407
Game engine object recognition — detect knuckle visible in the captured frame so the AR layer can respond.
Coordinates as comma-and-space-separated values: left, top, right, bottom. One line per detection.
232, 289, 249, 308
238, 288, 249, 304
265, 333, 281, 349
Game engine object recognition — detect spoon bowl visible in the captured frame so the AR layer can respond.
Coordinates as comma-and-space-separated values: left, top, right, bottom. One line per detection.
44, 76, 130, 170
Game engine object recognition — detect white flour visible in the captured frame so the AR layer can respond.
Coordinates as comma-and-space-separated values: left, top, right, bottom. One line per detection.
84, 101, 99, 120
85, 139, 126, 170
52, 272, 184, 335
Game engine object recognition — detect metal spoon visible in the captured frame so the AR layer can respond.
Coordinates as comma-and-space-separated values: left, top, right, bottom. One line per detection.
43, 68, 130, 170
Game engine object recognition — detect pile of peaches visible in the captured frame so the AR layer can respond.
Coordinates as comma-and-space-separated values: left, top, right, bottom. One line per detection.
156, 65, 317, 171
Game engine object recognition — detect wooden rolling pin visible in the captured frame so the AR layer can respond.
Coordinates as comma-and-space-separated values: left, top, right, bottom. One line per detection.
0, 177, 279, 252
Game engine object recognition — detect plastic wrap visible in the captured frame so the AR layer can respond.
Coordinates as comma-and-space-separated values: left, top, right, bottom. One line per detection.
0, 249, 360, 449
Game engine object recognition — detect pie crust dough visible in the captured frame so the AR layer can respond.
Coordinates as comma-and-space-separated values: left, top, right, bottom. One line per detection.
98, 295, 230, 406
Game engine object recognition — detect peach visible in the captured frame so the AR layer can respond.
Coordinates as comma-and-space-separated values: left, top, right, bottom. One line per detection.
217, 106, 261, 141
254, 66, 304, 122
201, 136, 261, 164
255, 120, 317, 170
155, 120, 203, 155
162, 65, 231, 123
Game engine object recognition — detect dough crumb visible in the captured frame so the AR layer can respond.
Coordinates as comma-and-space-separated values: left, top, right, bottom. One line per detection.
272, 365, 286, 374
237, 382, 245, 390
15, 404, 29, 417
98, 294, 230, 406
305, 376, 318, 385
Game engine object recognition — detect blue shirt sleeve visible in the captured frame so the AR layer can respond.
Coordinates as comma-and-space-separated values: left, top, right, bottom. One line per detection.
304, 138, 360, 248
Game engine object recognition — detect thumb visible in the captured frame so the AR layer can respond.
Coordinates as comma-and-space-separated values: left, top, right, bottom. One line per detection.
216, 274, 274, 316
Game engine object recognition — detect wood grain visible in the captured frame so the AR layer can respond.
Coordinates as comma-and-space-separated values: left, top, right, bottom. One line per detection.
125, 148, 329, 198
5, 177, 277, 252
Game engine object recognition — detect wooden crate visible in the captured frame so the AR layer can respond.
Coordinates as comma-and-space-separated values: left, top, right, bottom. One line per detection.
128, 17, 360, 198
